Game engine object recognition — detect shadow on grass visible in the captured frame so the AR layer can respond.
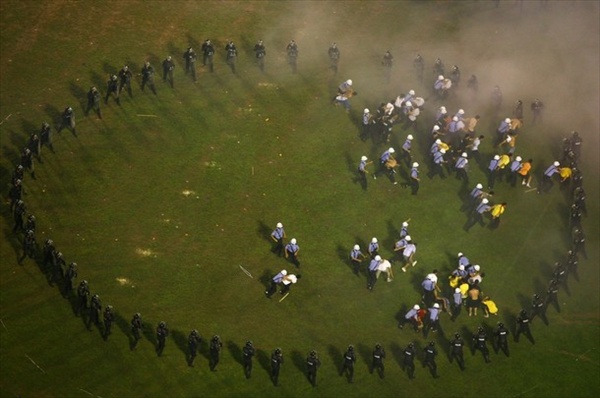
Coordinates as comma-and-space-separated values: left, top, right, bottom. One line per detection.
290, 349, 305, 375
356, 343, 372, 371
326, 344, 343, 373
68, 81, 87, 115
43, 104, 62, 129
227, 340, 243, 369
389, 341, 403, 368
255, 349, 271, 377
171, 329, 189, 362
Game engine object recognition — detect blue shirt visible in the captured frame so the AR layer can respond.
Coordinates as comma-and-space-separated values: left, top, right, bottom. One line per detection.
410, 167, 419, 180
405, 308, 418, 320
510, 160, 522, 172
544, 164, 559, 177
368, 242, 379, 254
448, 120, 459, 133
402, 139, 412, 151
285, 243, 299, 254
455, 157, 468, 169
338, 81, 351, 92
469, 187, 482, 199
497, 120, 510, 134
428, 307, 440, 320
400, 226, 408, 238
380, 150, 392, 163
435, 110, 446, 121
421, 278, 435, 292
458, 256, 470, 267
430, 142, 440, 154
453, 291, 463, 305
350, 248, 362, 260
395, 238, 408, 250
476, 203, 491, 214
368, 259, 380, 271
488, 158, 499, 172
403, 243, 416, 257
434, 79, 444, 90
452, 268, 468, 278
363, 112, 370, 125
271, 227, 285, 240
359, 160, 367, 172
433, 151, 445, 164
273, 271, 286, 283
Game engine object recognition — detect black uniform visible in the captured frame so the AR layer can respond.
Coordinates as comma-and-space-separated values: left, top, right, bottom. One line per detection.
450, 334, 465, 370
371, 344, 386, 378
28, 133, 42, 162
161, 56, 175, 88
382, 51, 393, 82
402, 343, 416, 379
566, 250, 579, 279
105, 74, 120, 104
242, 341, 255, 378
13, 199, 26, 233
118, 66, 133, 97
473, 327, 491, 363
8, 180, 22, 212
141, 62, 156, 94
413, 54, 424, 82
57, 107, 77, 136
515, 309, 534, 344
42, 239, 56, 271
513, 100, 524, 121
187, 330, 202, 366
545, 279, 560, 312
530, 98, 544, 124
103, 305, 114, 339
19, 229, 36, 263
254, 40, 266, 72
286, 40, 298, 73
225, 41, 238, 74
156, 321, 169, 356
271, 348, 283, 386
467, 74, 479, 94
209, 335, 223, 371
306, 351, 321, 387
530, 294, 548, 325
131, 313, 143, 345
450, 65, 461, 87
495, 323, 510, 356
433, 58, 444, 76
25, 215, 36, 233
328, 43, 340, 74
572, 227, 586, 259
76, 280, 90, 316
88, 294, 102, 328
40, 122, 54, 152
63, 262, 77, 295
201, 40, 215, 72
340, 345, 356, 383
86, 86, 102, 118
423, 342, 438, 378
183, 48, 197, 81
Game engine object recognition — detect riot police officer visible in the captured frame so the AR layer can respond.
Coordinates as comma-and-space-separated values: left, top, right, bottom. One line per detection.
286, 40, 298, 73
105, 74, 120, 105
141, 61, 156, 94
371, 343, 386, 378
201, 39, 215, 72
495, 322, 510, 356
423, 341, 438, 378
515, 309, 534, 344
103, 305, 114, 340
340, 344, 356, 383
225, 41, 238, 74
88, 294, 102, 328
209, 335, 223, 371
187, 330, 202, 366
118, 65, 133, 97
162, 55, 175, 88
131, 313, 143, 347
156, 321, 169, 356
271, 348, 284, 386
473, 326, 491, 363
76, 280, 90, 316
402, 342, 416, 379
254, 40, 266, 72
450, 333, 465, 370
86, 86, 102, 118
242, 340, 255, 378
306, 350, 321, 387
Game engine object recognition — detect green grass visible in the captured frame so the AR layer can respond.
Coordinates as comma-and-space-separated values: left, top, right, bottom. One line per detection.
1, 1, 599, 397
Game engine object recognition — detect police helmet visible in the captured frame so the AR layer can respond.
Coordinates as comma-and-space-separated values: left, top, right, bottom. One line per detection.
402, 221, 408, 227
167, 55, 172, 61
145, 61, 150, 67
388, 147, 395, 153
93, 294, 99, 299
407, 134, 413, 140
482, 198, 489, 204
310, 350, 316, 357
429, 341, 435, 347
375, 343, 381, 349
348, 345, 354, 351
281, 270, 287, 276
498, 322, 504, 328
412, 162, 419, 168
478, 326, 484, 332
67, 107, 73, 112
408, 343, 414, 349
123, 65, 129, 70
433, 125, 440, 131
534, 293, 540, 299
354, 244, 360, 250
455, 287, 461, 293
213, 335, 220, 341
433, 303, 440, 309
290, 238, 297, 245
408, 90, 415, 96
520, 309, 527, 315
364, 108, 369, 114
106, 305, 113, 310
28, 215, 35, 221
80, 280, 87, 286
374, 255, 382, 261
26, 229, 34, 236
246, 340, 253, 347
553, 161, 560, 167
276, 222, 283, 228
16, 165, 24, 171
516, 156, 522, 162
46, 239, 54, 246
462, 152, 468, 158
413, 304, 420, 310
405, 235, 411, 241
453, 65, 458, 70
361, 156, 368, 161
455, 333, 461, 339
371, 237, 378, 243
275, 348, 281, 354
135, 313, 141, 318
494, 155, 500, 160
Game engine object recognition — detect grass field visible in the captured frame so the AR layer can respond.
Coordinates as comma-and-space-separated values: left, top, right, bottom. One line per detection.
1, 1, 599, 397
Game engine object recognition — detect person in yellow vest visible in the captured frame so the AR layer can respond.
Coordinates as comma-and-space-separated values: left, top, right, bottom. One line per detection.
559, 166, 572, 182
497, 153, 511, 183
489, 202, 507, 228
518, 158, 533, 187
481, 296, 498, 318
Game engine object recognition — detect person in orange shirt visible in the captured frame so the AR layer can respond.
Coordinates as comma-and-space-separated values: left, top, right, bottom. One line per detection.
518, 158, 533, 187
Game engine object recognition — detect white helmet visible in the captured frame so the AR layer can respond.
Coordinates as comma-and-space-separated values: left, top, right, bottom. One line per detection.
440, 106, 446, 112
435, 139, 442, 144
476, 183, 483, 189
354, 244, 360, 250
407, 135, 413, 140
388, 147, 395, 153
276, 222, 283, 228
516, 156, 522, 162
438, 75, 444, 80
494, 155, 500, 160
440, 148, 446, 154
482, 198, 489, 204
405, 235, 411, 241
281, 270, 288, 276
346, 79, 352, 85
458, 252, 464, 257
455, 287, 461, 293
402, 222, 408, 227
372, 237, 378, 243
413, 304, 420, 310
405, 101, 412, 107
462, 152, 468, 158
375, 255, 382, 261
408, 90, 415, 96
433, 125, 440, 131
505, 118, 511, 123
364, 108, 369, 113
474, 264, 480, 271
433, 303, 440, 308
506, 136, 512, 142
458, 109, 465, 114
553, 161, 560, 166
412, 162, 419, 168
361, 156, 368, 161
458, 265, 465, 271
452, 116, 458, 122
290, 238, 297, 244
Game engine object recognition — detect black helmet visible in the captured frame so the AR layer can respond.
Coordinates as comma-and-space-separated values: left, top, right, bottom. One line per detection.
310, 350, 316, 357
275, 348, 281, 354
159, 321, 166, 328
28, 215, 35, 221
498, 322, 504, 328
455, 333, 460, 339
348, 345, 354, 351
135, 313, 141, 318
533, 293, 540, 299
213, 335, 220, 341
375, 343, 381, 349
408, 343, 414, 349
92, 294, 99, 299
106, 305, 113, 310
520, 309, 527, 315
429, 341, 435, 347
246, 340, 253, 347
478, 326, 484, 332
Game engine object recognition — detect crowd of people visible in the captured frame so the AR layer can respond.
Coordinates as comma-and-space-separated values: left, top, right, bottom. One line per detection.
4, 36, 589, 386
